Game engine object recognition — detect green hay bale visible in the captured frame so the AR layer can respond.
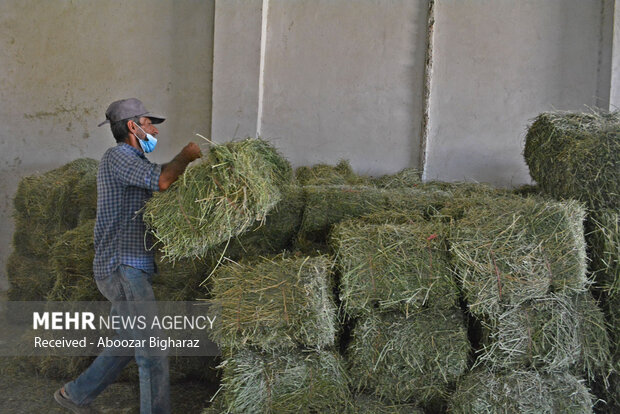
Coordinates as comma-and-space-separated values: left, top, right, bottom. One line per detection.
449, 369, 594, 414
12, 158, 99, 257
524, 110, 619, 211
477, 294, 578, 372
573, 293, 612, 382
208, 185, 306, 261
211, 254, 337, 351
152, 255, 211, 301
295, 160, 368, 186
218, 348, 351, 414
369, 168, 422, 189
451, 196, 588, 318
588, 209, 619, 294
48, 219, 103, 301
299, 185, 452, 242
6, 253, 55, 301
144, 138, 292, 260
331, 220, 458, 316
346, 309, 469, 405
349, 395, 423, 414
477, 293, 608, 378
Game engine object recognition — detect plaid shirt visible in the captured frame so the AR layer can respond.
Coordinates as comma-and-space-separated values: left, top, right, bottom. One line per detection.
93, 143, 162, 280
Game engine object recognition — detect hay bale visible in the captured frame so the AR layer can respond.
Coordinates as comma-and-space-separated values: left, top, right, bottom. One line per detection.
573, 293, 611, 382
331, 219, 458, 316
48, 219, 103, 301
211, 254, 336, 351
295, 160, 367, 186
346, 309, 469, 405
218, 348, 351, 414
144, 138, 292, 260
12, 158, 99, 257
349, 395, 423, 414
449, 369, 594, 413
299, 185, 452, 243
152, 255, 211, 301
524, 110, 619, 211
476, 293, 609, 378
208, 185, 306, 261
451, 196, 588, 318
588, 209, 619, 294
369, 168, 422, 189
6, 253, 55, 301
477, 294, 578, 372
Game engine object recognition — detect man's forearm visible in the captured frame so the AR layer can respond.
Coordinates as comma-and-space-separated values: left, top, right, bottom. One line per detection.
158, 142, 202, 191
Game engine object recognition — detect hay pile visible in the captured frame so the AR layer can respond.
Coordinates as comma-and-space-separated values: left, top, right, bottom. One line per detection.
143, 139, 293, 260
449, 369, 594, 413
8, 158, 98, 301
331, 219, 458, 316
216, 348, 350, 414
524, 110, 619, 293
209, 252, 346, 412
210, 254, 337, 351
449, 190, 609, 399
346, 310, 469, 406
12, 158, 98, 257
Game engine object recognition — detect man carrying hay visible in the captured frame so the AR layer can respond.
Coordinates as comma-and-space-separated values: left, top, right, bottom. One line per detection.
54, 98, 201, 414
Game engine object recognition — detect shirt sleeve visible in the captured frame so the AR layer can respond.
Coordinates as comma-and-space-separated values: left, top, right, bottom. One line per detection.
108, 148, 162, 191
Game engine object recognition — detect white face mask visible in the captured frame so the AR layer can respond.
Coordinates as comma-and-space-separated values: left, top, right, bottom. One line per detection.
134, 123, 158, 153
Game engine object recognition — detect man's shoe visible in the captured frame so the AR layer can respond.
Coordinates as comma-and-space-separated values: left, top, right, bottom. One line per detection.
54, 388, 98, 414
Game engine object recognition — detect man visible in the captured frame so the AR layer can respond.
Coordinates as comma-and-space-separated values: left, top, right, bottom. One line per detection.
54, 98, 202, 413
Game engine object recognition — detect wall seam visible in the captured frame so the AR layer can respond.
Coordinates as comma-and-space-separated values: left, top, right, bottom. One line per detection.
256, 0, 270, 137
419, 0, 435, 181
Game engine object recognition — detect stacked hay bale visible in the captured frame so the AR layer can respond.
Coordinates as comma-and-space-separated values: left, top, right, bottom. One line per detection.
524, 110, 619, 411
524, 110, 619, 292
209, 254, 351, 413
447, 192, 606, 412
8, 158, 98, 301
329, 194, 469, 412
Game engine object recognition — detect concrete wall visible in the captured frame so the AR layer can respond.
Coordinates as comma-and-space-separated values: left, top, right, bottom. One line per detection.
0, 0, 215, 290
423, 0, 613, 186
212, 0, 429, 176
258, 0, 429, 175
211, 0, 263, 140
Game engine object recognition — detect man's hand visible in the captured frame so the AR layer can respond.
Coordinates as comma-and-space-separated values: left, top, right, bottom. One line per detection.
181, 142, 202, 162
159, 142, 204, 191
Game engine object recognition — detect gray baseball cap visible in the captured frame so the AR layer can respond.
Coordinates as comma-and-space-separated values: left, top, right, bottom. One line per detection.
97, 98, 165, 127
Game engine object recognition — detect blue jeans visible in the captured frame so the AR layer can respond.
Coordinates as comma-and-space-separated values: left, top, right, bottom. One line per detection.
64, 265, 170, 414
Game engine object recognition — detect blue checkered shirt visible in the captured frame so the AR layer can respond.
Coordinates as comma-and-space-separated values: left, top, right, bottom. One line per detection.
93, 143, 162, 280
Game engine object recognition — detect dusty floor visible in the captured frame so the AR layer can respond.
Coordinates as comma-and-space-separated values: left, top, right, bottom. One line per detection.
0, 292, 219, 414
